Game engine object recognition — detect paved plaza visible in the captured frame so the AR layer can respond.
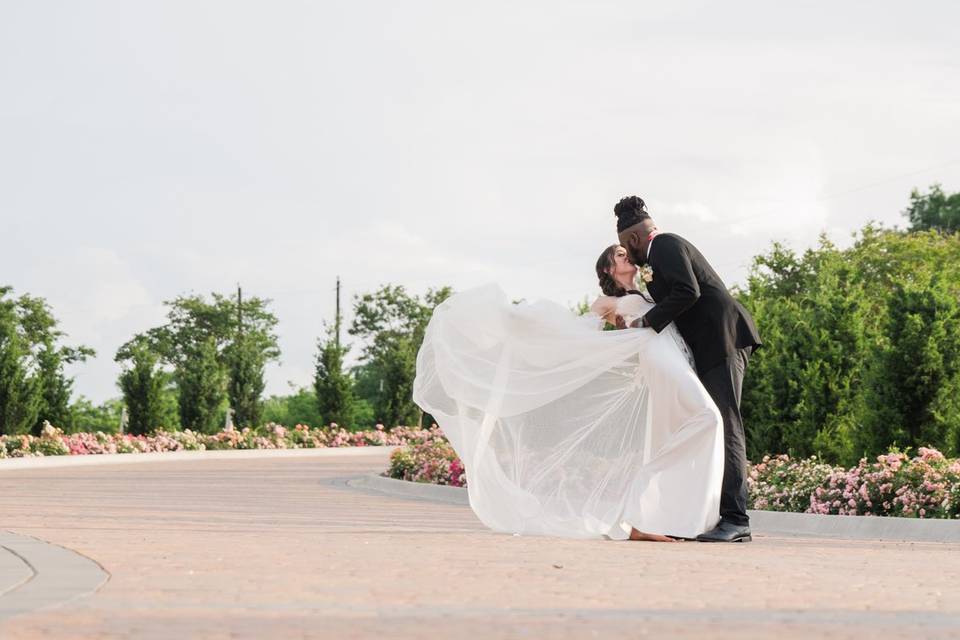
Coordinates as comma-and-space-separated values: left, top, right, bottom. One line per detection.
1, 448, 959, 639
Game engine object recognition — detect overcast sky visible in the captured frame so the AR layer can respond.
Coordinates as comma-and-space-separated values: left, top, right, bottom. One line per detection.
2, 1, 959, 403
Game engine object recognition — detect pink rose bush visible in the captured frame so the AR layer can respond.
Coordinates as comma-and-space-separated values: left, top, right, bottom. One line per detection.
804, 448, 960, 519
389, 439, 960, 519
749, 447, 960, 518
0, 421, 445, 459
747, 454, 838, 513
386, 440, 466, 487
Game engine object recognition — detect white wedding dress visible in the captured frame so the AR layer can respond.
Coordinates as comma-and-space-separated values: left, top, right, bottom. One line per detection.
412, 283, 723, 540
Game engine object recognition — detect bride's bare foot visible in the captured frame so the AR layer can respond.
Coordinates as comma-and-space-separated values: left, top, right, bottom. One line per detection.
629, 527, 680, 542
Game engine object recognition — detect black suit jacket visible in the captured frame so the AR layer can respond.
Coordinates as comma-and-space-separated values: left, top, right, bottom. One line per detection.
642, 233, 762, 375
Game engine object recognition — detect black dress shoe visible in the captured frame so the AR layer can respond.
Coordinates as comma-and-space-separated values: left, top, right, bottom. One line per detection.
696, 521, 752, 543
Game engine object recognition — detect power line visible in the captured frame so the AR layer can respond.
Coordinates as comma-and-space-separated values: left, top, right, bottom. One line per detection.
814, 158, 960, 201
726, 158, 960, 228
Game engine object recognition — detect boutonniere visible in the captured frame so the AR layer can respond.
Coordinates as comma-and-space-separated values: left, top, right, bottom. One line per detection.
639, 265, 654, 283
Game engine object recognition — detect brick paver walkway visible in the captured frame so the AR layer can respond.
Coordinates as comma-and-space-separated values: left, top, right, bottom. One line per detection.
1, 448, 958, 639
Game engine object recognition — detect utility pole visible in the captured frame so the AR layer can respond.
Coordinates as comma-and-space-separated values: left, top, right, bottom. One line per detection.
227, 282, 242, 430
335, 276, 341, 350
237, 283, 243, 336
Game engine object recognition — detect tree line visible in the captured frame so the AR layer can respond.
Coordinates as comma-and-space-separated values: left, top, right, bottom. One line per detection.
0, 287, 94, 434
739, 184, 960, 464
0, 281, 452, 436
1, 184, 958, 461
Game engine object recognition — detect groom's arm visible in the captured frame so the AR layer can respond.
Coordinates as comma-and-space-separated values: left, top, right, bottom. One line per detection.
638, 238, 700, 333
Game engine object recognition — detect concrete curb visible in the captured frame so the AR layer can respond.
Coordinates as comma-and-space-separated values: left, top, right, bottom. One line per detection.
353, 474, 960, 543
0, 543, 32, 598
0, 446, 398, 471
348, 473, 470, 505
0, 531, 110, 620
746, 509, 960, 542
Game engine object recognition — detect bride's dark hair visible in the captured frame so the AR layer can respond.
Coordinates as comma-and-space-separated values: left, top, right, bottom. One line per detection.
596, 245, 628, 297
596, 245, 653, 302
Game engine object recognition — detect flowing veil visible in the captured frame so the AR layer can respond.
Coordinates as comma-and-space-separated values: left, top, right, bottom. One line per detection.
413, 283, 723, 539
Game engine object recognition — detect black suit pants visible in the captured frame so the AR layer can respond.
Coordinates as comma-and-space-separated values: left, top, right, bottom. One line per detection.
699, 347, 751, 526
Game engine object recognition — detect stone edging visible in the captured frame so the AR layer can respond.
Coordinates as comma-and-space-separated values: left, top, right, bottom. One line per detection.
350, 474, 960, 543
0, 446, 398, 471
0, 531, 110, 620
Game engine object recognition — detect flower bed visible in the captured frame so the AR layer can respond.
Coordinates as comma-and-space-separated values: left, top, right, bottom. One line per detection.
0, 421, 445, 459
385, 440, 466, 487
386, 440, 960, 519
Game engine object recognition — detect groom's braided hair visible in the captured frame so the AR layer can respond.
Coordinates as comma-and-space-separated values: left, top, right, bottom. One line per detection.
614, 195, 650, 233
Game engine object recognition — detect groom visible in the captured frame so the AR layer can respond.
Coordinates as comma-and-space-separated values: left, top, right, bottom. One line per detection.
614, 195, 762, 543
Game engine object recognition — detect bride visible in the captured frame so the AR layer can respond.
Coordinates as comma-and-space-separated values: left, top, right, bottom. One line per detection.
412, 245, 724, 542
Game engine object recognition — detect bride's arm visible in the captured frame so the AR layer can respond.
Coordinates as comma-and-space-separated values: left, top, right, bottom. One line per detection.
590, 296, 621, 328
